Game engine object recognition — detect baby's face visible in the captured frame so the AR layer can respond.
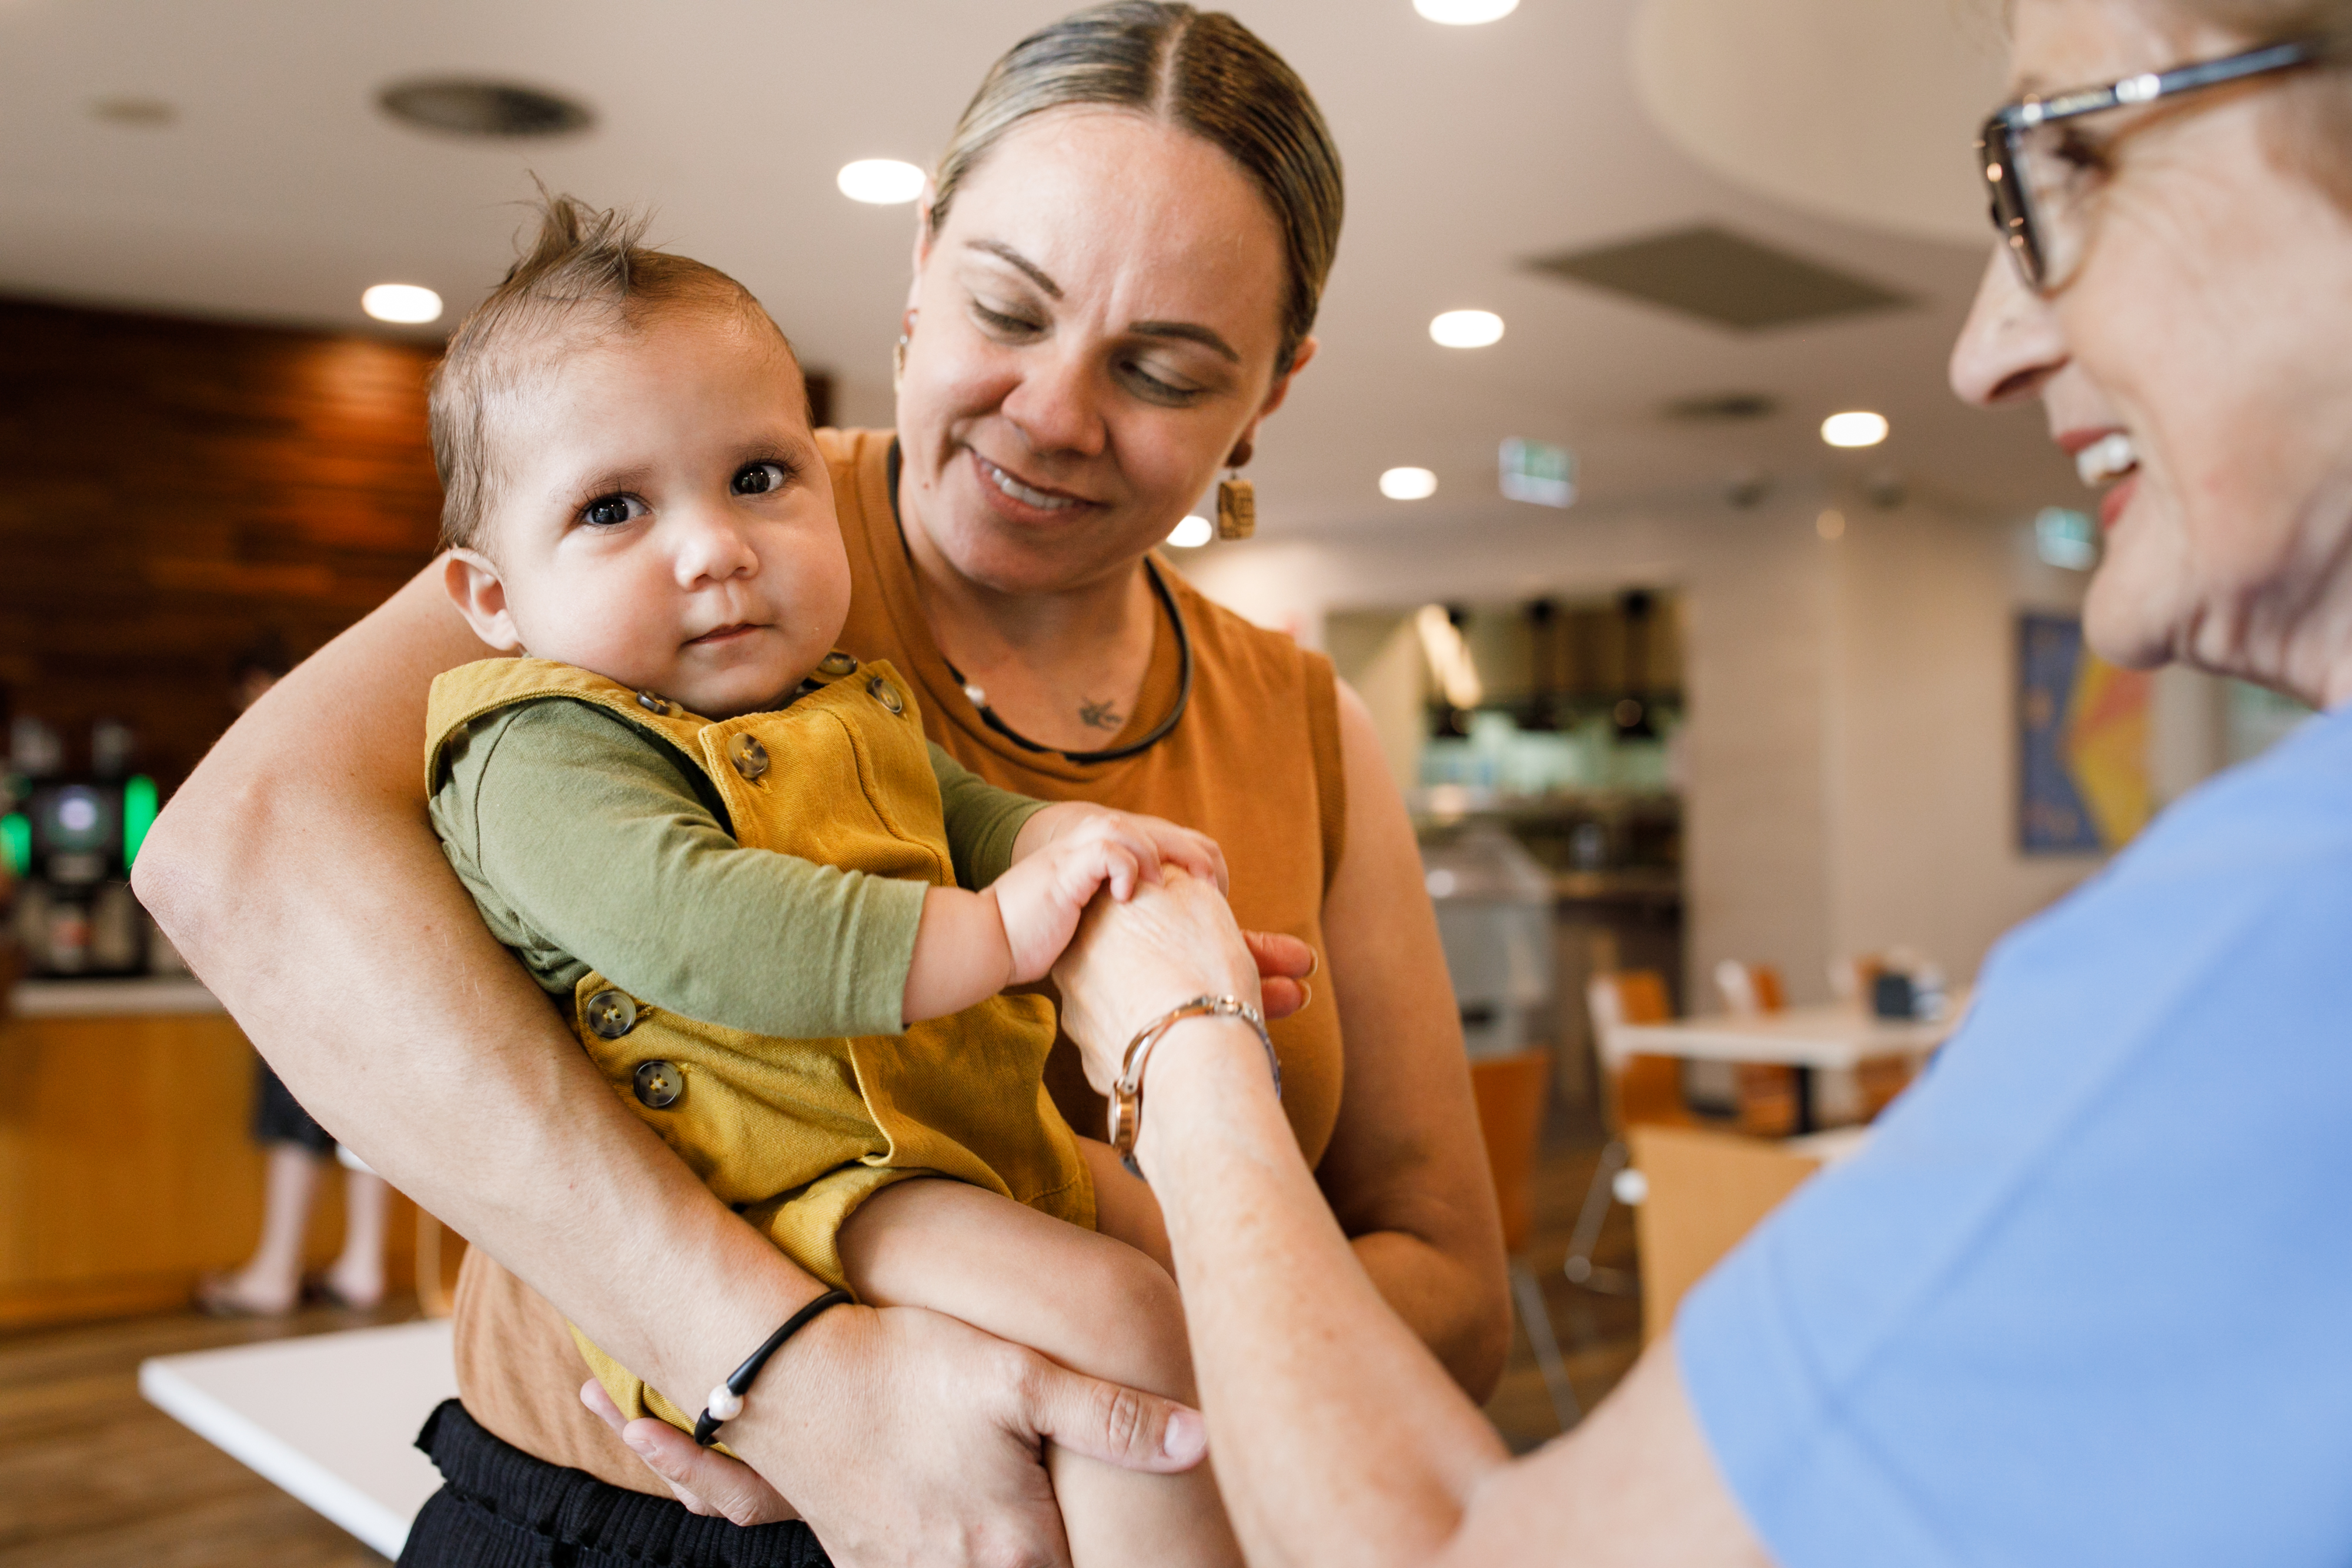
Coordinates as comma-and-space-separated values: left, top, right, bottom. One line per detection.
455, 311, 847, 719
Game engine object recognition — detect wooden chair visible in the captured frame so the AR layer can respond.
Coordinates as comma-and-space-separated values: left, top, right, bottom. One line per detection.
1703, 961, 1802, 1136
1569, 971, 1691, 1293
1470, 1049, 1579, 1431
1712, 959, 1786, 1017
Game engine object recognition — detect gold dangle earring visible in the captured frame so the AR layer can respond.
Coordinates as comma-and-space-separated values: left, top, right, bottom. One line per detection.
1216, 436, 1256, 540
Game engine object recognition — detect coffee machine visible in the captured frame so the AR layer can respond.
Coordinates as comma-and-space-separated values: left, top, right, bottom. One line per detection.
5, 718, 159, 977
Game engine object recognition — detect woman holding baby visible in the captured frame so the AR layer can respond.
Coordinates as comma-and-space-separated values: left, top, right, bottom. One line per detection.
141, 5, 1508, 1565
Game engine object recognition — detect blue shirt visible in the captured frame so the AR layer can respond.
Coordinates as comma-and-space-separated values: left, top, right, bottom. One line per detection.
1679, 699, 2352, 1567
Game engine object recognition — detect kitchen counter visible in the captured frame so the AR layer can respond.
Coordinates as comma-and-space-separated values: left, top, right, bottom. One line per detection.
12, 975, 222, 1018
0, 981, 426, 1327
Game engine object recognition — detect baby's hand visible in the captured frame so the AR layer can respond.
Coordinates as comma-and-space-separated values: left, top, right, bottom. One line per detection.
1013, 804, 1228, 895
991, 832, 1150, 985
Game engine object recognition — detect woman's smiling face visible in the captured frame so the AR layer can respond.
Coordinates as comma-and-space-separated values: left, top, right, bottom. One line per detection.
1953, 0, 2352, 702
893, 106, 1307, 597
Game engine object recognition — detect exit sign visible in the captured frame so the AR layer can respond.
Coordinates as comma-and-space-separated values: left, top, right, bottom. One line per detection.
1499, 438, 1576, 508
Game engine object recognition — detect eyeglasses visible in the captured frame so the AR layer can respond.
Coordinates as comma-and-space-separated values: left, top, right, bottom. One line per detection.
1978, 38, 2320, 294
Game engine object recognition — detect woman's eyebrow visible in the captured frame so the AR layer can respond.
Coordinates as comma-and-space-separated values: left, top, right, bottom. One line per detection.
967, 239, 1062, 299
965, 237, 1238, 360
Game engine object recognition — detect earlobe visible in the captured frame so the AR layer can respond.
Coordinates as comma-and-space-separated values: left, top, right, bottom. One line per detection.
441, 549, 525, 652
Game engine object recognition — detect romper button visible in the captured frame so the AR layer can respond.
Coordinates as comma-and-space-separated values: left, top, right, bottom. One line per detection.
867, 676, 904, 716
584, 989, 638, 1039
633, 1060, 684, 1109
727, 733, 770, 781
819, 652, 859, 677
635, 690, 673, 716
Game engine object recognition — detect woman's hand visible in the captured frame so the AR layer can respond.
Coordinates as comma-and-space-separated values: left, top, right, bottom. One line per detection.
584, 1305, 1210, 1562
581, 1378, 802, 1524
1051, 869, 1266, 1096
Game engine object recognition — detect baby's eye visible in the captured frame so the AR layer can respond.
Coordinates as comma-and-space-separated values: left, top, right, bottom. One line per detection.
582, 494, 649, 528
733, 461, 791, 496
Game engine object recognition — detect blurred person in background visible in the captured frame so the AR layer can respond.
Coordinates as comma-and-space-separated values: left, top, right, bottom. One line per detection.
799, 0, 2352, 1564
195, 637, 390, 1316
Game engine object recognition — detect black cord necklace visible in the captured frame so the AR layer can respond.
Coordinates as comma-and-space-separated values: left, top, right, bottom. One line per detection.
888, 441, 1195, 765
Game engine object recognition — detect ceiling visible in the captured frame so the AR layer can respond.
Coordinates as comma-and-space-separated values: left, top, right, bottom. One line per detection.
0, 0, 2077, 540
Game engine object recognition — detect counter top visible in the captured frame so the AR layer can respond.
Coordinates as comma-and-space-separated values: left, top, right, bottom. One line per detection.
11, 977, 224, 1018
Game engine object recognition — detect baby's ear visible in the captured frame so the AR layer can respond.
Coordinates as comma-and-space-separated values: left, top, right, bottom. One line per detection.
442, 548, 524, 652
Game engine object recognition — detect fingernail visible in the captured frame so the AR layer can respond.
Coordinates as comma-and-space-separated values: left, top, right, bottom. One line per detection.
1306, 948, 1321, 978
1162, 1409, 1207, 1463
1296, 980, 1312, 1011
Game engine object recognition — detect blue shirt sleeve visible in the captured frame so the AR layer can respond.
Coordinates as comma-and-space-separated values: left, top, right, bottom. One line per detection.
1676, 703, 2352, 1568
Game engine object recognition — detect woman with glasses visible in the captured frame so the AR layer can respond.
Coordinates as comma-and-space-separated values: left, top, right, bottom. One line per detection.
947, 2, 2352, 1563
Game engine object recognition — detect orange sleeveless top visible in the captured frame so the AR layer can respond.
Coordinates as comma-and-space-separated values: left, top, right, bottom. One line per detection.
451, 427, 1349, 1490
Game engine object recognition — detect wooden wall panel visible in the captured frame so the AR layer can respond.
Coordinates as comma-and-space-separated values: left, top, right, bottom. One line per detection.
0, 297, 445, 790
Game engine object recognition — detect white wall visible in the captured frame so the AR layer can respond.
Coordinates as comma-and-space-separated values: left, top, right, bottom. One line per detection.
1820, 499, 2094, 987
1182, 484, 2117, 1004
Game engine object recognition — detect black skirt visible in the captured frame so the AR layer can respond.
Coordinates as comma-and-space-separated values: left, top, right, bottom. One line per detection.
252, 1059, 337, 1155
399, 1399, 833, 1567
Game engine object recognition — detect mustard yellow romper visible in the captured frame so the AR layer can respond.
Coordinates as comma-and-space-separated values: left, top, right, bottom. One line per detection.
425, 654, 1093, 1435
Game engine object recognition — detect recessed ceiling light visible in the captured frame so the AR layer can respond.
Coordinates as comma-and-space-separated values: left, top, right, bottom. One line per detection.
1429, 309, 1504, 348
89, 96, 177, 127
837, 159, 926, 205
1167, 514, 1214, 548
1381, 466, 1438, 500
362, 284, 444, 325
1415, 0, 1519, 22
378, 79, 593, 139
1821, 410, 1889, 448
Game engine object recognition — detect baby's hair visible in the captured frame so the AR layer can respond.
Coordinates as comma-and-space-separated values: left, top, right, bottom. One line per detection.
427, 186, 794, 553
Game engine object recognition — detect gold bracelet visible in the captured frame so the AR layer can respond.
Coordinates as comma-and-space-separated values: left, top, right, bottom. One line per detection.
1107, 995, 1281, 1178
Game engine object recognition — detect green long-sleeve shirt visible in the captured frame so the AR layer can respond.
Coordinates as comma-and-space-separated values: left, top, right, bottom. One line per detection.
429, 697, 1045, 1039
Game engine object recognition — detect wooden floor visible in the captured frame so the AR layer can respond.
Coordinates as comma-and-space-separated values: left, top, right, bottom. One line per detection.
1479, 1129, 1645, 1454
0, 1130, 1641, 1563
0, 1296, 412, 1567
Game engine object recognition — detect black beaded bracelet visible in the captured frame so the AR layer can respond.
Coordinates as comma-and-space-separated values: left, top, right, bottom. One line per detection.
692, 1288, 854, 1447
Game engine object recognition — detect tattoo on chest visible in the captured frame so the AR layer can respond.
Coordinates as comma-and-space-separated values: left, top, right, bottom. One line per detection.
1077, 697, 1125, 731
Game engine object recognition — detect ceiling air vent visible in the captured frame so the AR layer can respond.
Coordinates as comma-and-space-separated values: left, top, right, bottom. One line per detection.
1527, 225, 1909, 331
1662, 390, 1779, 423
379, 79, 594, 139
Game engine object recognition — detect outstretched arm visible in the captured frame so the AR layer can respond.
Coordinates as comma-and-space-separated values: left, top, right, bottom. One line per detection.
1051, 873, 1773, 1568
135, 561, 1204, 1564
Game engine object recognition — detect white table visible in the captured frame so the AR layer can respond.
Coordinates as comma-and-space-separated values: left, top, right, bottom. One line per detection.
140, 1319, 456, 1559
1599, 995, 1968, 1072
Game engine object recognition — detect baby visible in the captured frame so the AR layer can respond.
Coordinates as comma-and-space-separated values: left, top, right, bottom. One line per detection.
423, 195, 1240, 1566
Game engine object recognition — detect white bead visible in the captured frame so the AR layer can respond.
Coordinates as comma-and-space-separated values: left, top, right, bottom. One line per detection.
707, 1385, 743, 1421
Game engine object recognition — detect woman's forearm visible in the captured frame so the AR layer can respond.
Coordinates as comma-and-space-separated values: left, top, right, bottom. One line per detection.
1142, 1022, 1512, 1568
134, 564, 821, 1412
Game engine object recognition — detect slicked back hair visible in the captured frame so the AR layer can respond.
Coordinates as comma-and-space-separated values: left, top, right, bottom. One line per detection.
427, 190, 791, 553
931, 3, 1343, 379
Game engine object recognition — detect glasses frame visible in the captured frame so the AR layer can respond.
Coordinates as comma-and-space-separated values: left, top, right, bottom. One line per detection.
1979, 38, 2321, 293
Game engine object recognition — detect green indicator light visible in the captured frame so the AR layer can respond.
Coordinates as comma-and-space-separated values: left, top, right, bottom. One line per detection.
124, 775, 159, 867
1, 814, 27, 878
